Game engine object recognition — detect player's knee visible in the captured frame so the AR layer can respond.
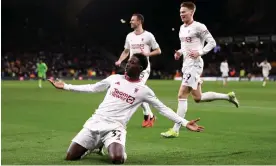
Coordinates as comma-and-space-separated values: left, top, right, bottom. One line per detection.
65, 151, 80, 161
108, 143, 126, 164
109, 153, 125, 164
178, 93, 189, 99
193, 96, 201, 103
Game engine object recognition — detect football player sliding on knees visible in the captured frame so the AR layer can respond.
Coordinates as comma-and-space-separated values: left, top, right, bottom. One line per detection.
48, 53, 204, 164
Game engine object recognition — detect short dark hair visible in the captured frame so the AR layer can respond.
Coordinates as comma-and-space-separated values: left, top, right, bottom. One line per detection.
181, 1, 196, 11
132, 13, 144, 24
132, 53, 148, 71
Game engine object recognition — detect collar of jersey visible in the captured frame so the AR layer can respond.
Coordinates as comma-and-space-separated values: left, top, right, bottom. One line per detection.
124, 73, 141, 83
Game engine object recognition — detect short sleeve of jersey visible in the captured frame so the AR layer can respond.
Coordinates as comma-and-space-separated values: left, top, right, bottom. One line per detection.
124, 34, 130, 49
148, 33, 160, 50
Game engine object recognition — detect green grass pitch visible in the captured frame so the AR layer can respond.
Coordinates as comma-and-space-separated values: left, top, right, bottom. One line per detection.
1, 80, 276, 165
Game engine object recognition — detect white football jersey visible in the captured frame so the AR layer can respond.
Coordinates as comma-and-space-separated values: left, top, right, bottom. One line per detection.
179, 21, 216, 70
220, 62, 229, 73
124, 31, 160, 71
259, 62, 272, 73
63, 74, 188, 128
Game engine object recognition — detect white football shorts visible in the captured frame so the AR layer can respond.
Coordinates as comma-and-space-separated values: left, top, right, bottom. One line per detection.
71, 116, 126, 150
263, 72, 269, 78
181, 65, 203, 90
222, 72, 228, 77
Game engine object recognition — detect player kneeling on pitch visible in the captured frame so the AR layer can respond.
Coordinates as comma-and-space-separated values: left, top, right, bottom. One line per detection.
48, 53, 204, 164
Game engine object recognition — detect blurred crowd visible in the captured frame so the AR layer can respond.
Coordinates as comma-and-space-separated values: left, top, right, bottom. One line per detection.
202, 42, 276, 77
2, 41, 276, 80
2, 0, 276, 80
1, 50, 114, 79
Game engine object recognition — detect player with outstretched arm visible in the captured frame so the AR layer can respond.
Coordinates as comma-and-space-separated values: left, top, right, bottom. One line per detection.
48, 53, 204, 164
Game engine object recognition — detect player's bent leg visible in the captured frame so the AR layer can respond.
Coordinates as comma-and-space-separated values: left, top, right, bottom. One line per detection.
38, 76, 42, 88
108, 143, 126, 164
191, 84, 239, 108
161, 85, 191, 138
141, 102, 155, 128
262, 75, 268, 86
139, 70, 155, 128
42, 74, 47, 81
103, 127, 127, 164
66, 127, 102, 160
66, 142, 88, 160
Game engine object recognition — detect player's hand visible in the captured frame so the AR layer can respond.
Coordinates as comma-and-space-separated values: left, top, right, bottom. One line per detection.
140, 48, 150, 57
115, 60, 122, 67
174, 50, 182, 60
48, 79, 65, 89
186, 118, 204, 132
188, 50, 200, 59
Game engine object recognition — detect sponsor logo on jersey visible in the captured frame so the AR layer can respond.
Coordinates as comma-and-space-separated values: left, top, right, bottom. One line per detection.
131, 44, 144, 49
110, 88, 135, 104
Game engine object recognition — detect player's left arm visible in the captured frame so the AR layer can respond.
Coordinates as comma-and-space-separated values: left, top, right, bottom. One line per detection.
48, 75, 116, 93
143, 33, 161, 57
268, 63, 272, 71
197, 24, 216, 56
143, 87, 204, 132
44, 63, 48, 72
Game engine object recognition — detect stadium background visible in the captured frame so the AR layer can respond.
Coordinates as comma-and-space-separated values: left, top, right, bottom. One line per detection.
2, 0, 276, 165
2, 0, 276, 80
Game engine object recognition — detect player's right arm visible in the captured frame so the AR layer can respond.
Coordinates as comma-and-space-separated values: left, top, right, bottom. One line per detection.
115, 35, 130, 66
143, 87, 204, 132
115, 49, 130, 66
48, 75, 115, 93
257, 62, 263, 67
174, 27, 184, 60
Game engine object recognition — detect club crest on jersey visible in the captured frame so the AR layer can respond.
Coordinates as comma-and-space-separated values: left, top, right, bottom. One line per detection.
115, 82, 120, 85
134, 88, 139, 93
141, 38, 144, 41
110, 88, 135, 104
202, 30, 209, 36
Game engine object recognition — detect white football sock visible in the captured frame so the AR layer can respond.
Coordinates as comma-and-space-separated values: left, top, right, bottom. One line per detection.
263, 81, 266, 86
200, 92, 229, 102
173, 99, 187, 132
223, 78, 227, 86
141, 102, 153, 118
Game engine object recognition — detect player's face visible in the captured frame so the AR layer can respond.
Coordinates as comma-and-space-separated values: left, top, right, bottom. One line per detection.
130, 16, 140, 29
125, 56, 141, 78
180, 7, 194, 23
